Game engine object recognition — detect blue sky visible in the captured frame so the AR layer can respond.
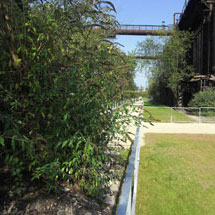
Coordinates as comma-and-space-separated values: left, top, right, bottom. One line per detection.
111, 0, 186, 88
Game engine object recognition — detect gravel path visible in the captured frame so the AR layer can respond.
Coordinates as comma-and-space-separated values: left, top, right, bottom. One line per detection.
118, 100, 215, 148
141, 122, 215, 146
142, 122, 215, 134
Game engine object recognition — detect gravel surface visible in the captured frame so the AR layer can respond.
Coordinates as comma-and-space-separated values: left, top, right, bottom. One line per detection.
123, 100, 215, 147
143, 122, 215, 134
141, 122, 215, 145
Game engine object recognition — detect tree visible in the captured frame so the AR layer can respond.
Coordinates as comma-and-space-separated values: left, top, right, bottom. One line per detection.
137, 30, 194, 106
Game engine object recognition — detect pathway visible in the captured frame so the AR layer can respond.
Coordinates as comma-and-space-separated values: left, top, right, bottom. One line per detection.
141, 122, 215, 146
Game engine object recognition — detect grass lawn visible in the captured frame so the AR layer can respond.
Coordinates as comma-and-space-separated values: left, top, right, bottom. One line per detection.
144, 100, 165, 107
136, 134, 215, 215
143, 101, 193, 122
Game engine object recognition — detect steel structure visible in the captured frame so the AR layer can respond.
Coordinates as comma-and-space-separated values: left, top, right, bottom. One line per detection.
177, 0, 215, 104
135, 55, 159, 60
116, 24, 173, 36
178, 0, 215, 76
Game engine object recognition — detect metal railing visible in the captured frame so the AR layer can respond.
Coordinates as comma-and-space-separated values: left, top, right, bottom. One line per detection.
116, 126, 142, 215
143, 106, 215, 123
119, 24, 173, 31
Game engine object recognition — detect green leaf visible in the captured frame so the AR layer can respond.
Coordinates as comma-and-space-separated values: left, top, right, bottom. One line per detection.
0, 136, 5, 147
96, 1, 116, 12
21, 141, 25, 151
11, 137, 15, 151
41, 111, 45, 118
64, 113, 69, 121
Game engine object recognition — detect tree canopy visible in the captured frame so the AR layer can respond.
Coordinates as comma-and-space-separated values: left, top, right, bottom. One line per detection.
137, 30, 194, 106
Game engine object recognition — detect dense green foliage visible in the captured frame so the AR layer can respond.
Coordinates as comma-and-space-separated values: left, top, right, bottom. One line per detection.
188, 88, 215, 107
0, 0, 137, 198
138, 31, 194, 106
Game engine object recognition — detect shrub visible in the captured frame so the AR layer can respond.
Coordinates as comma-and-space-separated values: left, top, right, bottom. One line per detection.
188, 88, 215, 107
0, 0, 137, 199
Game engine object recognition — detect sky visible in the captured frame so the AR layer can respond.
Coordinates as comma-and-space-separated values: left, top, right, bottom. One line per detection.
111, 0, 186, 89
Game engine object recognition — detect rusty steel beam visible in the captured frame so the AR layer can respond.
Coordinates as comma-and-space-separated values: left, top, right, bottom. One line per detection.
116, 24, 173, 36
135, 56, 159, 60
116, 29, 172, 36
173, 13, 183, 26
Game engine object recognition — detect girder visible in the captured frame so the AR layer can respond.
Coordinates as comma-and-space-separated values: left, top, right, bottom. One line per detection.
115, 24, 173, 36
135, 56, 159, 60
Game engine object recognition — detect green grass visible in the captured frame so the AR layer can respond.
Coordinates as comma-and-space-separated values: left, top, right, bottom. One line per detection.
136, 134, 215, 215
143, 101, 193, 122
144, 100, 165, 107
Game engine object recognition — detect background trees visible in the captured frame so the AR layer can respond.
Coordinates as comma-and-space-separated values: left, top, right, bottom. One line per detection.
138, 30, 194, 106
0, 0, 137, 198
188, 88, 215, 107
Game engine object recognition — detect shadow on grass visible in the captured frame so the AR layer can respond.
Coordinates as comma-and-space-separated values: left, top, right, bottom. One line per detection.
144, 100, 167, 107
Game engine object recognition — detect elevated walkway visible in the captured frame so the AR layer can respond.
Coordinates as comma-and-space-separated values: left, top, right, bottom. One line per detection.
136, 55, 159, 60
116, 24, 173, 36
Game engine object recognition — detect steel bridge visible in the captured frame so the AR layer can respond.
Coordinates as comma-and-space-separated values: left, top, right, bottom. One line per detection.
116, 24, 173, 36
114, 24, 172, 59
135, 56, 159, 60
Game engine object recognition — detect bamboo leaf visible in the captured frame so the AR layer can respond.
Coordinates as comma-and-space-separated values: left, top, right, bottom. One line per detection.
96, 1, 116, 12
0, 136, 5, 147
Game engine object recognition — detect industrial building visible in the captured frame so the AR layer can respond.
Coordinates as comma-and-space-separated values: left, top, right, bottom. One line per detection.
177, 0, 215, 104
